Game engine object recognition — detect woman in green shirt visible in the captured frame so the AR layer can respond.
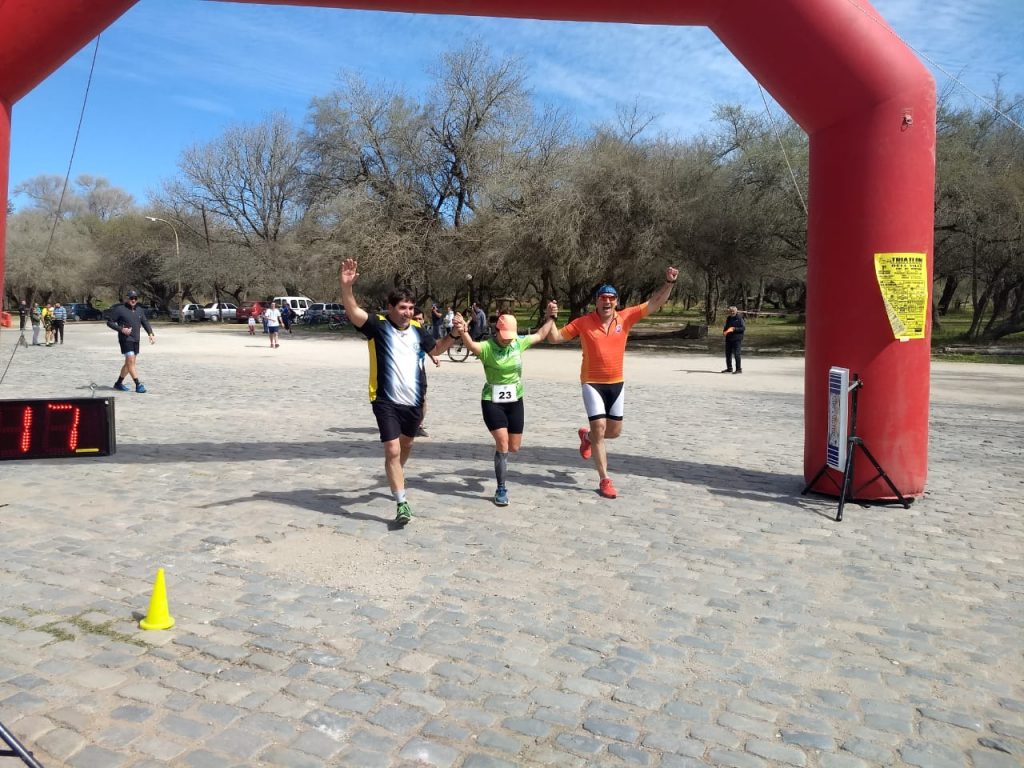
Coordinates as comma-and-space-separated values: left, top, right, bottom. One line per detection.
452, 305, 558, 506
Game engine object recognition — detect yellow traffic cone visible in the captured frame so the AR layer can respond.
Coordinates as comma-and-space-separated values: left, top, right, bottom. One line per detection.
139, 568, 175, 630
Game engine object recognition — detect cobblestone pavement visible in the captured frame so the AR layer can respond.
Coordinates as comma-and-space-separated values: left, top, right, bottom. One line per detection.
1, 323, 1021, 768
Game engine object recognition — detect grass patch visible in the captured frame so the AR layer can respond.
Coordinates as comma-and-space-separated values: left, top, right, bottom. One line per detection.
38, 622, 76, 643
66, 614, 146, 647
2, 609, 145, 646
295, 302, 1021, 363
932, 353, 1024, 365
1, 613, 76, 643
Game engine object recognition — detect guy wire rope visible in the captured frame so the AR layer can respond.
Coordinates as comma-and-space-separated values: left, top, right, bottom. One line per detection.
843, 0, 1024, 134
0, 36, 101, 387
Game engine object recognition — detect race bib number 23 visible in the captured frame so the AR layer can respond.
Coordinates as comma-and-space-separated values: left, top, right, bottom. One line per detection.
491, 384, 518, 402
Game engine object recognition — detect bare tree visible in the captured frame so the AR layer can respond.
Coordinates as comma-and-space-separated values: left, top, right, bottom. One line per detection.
166, 112, 305, 250
4, 209, 98, 302
13, 174, 70, 218
934, 88, 1024, 340
75, 175, 135, 221
425, 40, 531, 228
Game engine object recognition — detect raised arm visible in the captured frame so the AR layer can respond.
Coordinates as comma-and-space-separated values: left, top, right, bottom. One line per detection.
646, 266, 679, 314
453, 312, 484, 357
338, 258, 369, 328
526, 301, 559, 345
544, 301, 572, 344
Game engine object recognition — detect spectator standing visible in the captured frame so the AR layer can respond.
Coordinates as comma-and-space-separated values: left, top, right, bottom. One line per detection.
722, 306, 745, 374
17, 300, 28, 331
430, 303, 444, 339
247, 312, 257, 335
107, 290, 155, 393
412, 308, 440, 438
29, 303, 42, 346
51, 302, 67, 344
280, 302, 293, 334
42, 303, 54, 346
469, 302, 488, 341
443, 306, 455, 337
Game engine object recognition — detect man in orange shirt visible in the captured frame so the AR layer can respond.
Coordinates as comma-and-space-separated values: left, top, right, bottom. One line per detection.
547, 266, 679, 498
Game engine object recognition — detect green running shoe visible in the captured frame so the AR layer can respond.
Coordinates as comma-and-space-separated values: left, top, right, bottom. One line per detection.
395, 501, 412, 526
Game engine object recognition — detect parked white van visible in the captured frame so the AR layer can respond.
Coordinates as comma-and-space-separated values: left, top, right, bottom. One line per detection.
271, 296, 314, 318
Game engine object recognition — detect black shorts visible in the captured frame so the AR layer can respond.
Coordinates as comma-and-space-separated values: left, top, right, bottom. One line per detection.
481, 398, 525, 434
119, 338, 141, 357
372, 400, 423, 442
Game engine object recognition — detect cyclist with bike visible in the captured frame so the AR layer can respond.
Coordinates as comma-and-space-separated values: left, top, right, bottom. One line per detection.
339, 258, 459, 527
452, 302, 558, 507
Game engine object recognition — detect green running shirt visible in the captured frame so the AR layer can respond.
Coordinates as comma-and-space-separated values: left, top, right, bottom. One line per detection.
477, 336, 535, 401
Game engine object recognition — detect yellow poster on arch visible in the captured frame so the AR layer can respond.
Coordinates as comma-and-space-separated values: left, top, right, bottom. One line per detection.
873, 252, 928, 340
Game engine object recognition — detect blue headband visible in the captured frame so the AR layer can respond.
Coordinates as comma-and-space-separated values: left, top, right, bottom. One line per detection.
595, 284, 618, 299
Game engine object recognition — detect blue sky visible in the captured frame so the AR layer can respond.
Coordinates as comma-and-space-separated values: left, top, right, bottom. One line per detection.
8, 0, 1023, 208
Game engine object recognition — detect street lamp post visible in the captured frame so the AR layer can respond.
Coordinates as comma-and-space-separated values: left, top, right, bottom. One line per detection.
466, 274, 472, 308
145, 216, 182, 323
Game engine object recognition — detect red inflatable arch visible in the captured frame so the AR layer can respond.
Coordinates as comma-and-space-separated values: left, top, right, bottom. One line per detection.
0, 0, 935, 498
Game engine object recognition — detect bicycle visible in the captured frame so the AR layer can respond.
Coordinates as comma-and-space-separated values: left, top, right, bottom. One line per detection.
327, 314, 348, 331
447, 337, 471, 362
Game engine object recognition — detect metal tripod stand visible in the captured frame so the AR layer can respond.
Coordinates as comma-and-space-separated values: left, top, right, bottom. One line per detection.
803, 375, 912, 521
0, 720, 45, 767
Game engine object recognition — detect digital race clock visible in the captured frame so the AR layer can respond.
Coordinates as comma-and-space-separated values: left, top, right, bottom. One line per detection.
0, 398, 116, 460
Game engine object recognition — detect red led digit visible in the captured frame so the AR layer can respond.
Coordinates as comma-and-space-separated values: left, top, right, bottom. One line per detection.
0, 404, 32, 457
21, 406, 31, 453
45, 402, 81, 452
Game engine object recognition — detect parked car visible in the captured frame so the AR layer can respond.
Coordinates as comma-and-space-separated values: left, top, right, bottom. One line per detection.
202, 302, 237, 321
65, 302, 103, 321
169, 303, 205, 322
235, 301, 266, 324
303, 303, 345, 324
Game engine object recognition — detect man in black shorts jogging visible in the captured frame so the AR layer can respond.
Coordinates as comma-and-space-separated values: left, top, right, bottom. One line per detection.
339, 258, 458, 526
106, 290, 156, 393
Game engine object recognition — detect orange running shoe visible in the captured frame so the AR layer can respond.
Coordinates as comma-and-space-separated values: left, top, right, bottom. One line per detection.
578, 427, 592, 460
598, 477, 618, 499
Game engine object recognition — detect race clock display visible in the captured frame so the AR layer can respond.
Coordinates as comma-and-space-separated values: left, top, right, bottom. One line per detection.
0, 398, 116, 460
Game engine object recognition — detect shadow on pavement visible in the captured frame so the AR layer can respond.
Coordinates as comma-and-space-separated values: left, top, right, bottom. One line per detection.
116, 438, 809, 510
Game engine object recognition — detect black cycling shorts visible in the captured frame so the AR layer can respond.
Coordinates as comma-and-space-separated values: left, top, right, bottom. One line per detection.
481, 398, 525, 434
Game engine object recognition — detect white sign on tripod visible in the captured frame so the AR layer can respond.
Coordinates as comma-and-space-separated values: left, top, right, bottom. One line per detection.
826, 367, 850, 470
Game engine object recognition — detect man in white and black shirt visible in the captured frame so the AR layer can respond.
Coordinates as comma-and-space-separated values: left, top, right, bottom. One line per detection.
339, 258, 458, 527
